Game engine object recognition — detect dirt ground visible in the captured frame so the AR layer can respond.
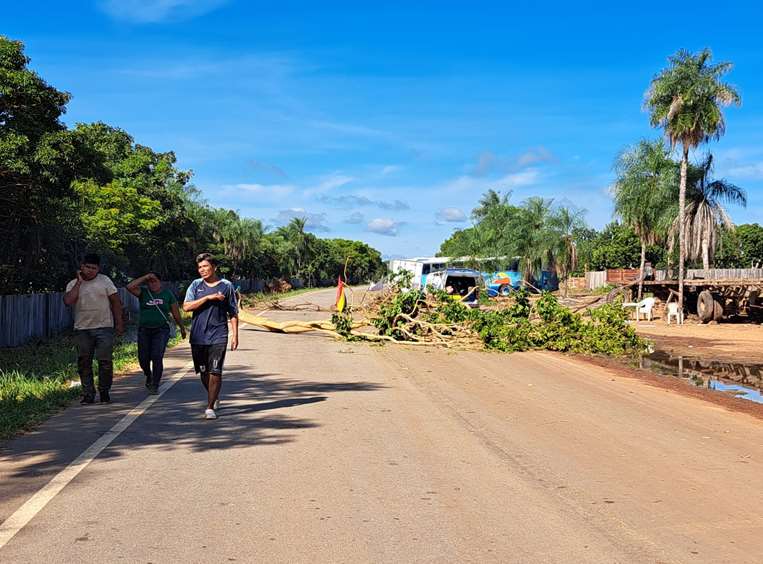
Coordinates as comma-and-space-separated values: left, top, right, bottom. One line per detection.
632, 319, 763, 363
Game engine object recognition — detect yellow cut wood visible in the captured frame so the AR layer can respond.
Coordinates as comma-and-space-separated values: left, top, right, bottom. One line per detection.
238, 311, 339, 333
237, 310, 446, 347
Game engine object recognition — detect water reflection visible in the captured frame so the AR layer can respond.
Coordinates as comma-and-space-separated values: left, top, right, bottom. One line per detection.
636, 351, 763, 405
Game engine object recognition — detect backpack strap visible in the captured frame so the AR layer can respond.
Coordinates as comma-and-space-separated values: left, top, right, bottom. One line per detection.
146, 288, 172, 327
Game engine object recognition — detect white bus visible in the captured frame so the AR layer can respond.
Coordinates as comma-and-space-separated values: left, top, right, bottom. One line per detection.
387, 257, 449, 289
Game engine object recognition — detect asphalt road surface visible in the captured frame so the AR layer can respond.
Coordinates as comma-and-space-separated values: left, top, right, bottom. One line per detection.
1, 288, 762, 563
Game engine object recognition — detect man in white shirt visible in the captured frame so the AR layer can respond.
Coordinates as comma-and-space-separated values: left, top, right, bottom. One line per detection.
63, 254, 124, 404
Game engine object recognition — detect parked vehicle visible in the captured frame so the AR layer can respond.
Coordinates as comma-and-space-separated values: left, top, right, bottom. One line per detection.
638, 268, 763, 323
388, 256, 558, 298
483, 270, 523, 296
481, 258, 559, 296
388, 257, 447, 290
426, 268, 482, 308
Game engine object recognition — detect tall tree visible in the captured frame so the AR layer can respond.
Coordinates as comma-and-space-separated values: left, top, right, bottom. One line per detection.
0, 35, 75, 290
514, 197, 556, 284
551, 206, 586, 297
645, 48, 740, 310
613, 139, 677, 298
669, 154, 746, 270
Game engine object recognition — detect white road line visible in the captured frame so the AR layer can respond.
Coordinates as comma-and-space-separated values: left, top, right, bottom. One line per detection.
0, 292, 324, 548
0, 359, 195, 550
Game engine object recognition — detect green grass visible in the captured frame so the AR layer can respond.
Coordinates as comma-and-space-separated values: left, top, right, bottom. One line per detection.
0, 323, 188, 440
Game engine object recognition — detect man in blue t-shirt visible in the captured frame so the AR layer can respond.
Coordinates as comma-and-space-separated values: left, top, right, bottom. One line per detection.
183, 253, 239, 420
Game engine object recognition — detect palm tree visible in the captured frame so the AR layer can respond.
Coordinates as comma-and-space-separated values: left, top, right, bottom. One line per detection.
669, 154, 746, 270
645, 48, 740, 310
471, 189, 517, 263
613, 139, 677, 299
514, 197, 556, 285
472, 189, 511, 221
551, 206, 586, 297
278, 217, 319, 283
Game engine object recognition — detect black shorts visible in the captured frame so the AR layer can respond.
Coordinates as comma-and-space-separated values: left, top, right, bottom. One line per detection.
191, 343, 227, 376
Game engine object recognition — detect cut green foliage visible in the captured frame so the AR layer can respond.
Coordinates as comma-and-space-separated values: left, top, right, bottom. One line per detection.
331, 311, 356, 340
360, 286, 647, 356
372, 289, 426, 339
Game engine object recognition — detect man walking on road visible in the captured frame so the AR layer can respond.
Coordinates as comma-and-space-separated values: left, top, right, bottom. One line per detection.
63, 253, 124, 404
183, 253, 239, 420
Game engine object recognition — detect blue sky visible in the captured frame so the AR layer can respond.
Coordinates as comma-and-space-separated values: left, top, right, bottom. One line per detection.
6, 1, 763, 258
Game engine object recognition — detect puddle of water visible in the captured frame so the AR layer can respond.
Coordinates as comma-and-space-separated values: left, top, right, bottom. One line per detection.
634, 351, 763, 405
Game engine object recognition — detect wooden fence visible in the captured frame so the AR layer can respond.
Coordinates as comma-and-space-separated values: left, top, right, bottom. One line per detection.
654, 268, 763, 281
585, 271, 608, 290
0, 278, 272, 348
606, 268, 642, 284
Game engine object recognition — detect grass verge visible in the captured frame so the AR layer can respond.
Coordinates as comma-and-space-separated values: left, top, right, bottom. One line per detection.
0, 325, 187, 440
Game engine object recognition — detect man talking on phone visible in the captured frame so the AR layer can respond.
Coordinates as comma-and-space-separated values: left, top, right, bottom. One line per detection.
63, 253, 124, 404
183, 253, 239, 420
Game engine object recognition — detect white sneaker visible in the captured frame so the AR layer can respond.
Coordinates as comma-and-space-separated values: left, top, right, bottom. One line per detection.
214, 399, 220, 410
204, 408, 217, 420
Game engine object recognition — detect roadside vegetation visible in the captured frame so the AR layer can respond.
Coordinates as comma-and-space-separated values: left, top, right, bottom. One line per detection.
0, 327, 187, 439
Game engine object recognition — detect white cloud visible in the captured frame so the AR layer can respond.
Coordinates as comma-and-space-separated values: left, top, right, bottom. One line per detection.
316, 173, 355, 191
367, 218, 401, 236
516, 146, 554, 167
317, 194, 409, 210
250, 160, 289, 179
301, 172, 356, 197
471, 151, 497, 177
308, 120, 390, 139
436, 208, 467, 223
98, 0, 229, 23
445, 169, 541, 192
345, 211, 365, 224
727, 162, 763, 180
228, 183, 295, 196
274, 208, 330, 232
380, 165, 402, 176
469, 147, 553, 176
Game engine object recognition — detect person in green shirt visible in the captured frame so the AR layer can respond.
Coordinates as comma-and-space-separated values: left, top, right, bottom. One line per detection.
127, 273, 186, 394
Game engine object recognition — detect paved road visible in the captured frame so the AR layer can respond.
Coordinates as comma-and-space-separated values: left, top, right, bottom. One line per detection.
1, 288, 762, 563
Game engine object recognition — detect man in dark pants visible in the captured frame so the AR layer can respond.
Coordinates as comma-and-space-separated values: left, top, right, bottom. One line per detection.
63, 254, 124, 404
183, 253, 239, 419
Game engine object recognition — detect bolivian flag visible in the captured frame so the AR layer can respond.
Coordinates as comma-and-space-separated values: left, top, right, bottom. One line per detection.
335, 275, 346, 312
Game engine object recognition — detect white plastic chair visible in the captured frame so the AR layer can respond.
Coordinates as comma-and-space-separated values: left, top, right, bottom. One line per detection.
666, 302, 683, 325
638, 297, 656, 321
623, 297, 656, 321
